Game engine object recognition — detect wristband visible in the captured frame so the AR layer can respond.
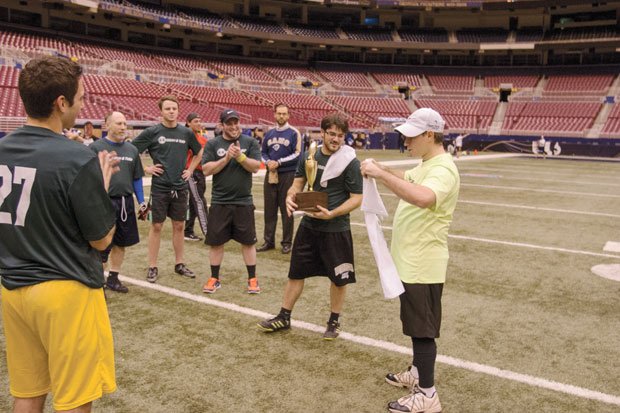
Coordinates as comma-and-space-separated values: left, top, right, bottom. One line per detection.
237, 154, 247, 163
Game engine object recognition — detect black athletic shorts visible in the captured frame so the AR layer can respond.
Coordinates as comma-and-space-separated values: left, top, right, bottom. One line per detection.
205, 204, 257, 246
149, 189, 189, 223
288, 225, 355, 287
399, 283, 443, 338
100, 195, 140, 263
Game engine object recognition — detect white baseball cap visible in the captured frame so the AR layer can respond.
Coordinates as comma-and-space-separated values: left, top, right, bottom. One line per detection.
395, 108, 445, 138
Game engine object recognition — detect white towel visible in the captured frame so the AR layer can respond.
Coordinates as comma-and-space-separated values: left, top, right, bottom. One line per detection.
320, 145, 356, 188
361, 176, 405, 300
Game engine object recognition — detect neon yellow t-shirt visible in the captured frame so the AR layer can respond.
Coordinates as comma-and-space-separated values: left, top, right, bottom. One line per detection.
391, 153, 460, 284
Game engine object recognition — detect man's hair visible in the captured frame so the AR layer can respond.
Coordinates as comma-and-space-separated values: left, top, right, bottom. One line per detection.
18, 56, 82, 119
158, 95, 179, 109
84, 121, 93, 126
274, 103, 289, 112
104, 111, 124, 124
320, 113, 349, 134
433, 132, 444, 144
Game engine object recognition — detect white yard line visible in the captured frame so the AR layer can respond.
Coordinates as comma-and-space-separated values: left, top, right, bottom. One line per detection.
375, 194, 620, 218
458, 165, 620, 182
461, 174, 620, 188
117, 275, 620, 407
460, 183, 620, 198
347, 222, 620, 260
448, 200, 620, 218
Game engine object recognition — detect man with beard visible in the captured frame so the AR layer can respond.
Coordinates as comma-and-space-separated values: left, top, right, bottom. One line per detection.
257, 114, 363, 340
201, 109, 262, 294
256, 103, 301, 255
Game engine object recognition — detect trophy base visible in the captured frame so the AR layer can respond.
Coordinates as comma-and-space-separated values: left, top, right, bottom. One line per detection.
295, 191, 328, 212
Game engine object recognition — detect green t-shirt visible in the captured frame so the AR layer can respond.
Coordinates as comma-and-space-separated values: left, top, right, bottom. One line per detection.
0, 126, 116, 290
90, 138, 144, 197
391, 153, 460, 284
202, 134, 261, 205
295, 148, 363, 232
131, 123, 201, 192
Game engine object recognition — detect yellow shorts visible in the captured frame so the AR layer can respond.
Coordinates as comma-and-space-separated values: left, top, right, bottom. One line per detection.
1, 280, 116, 411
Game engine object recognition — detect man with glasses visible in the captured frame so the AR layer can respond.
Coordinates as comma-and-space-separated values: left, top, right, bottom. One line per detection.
257, 114, 363, 340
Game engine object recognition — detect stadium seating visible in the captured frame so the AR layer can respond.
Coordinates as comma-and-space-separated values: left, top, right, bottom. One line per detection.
544, 75, 613, 95
427, 76, 475, 93
233, 16, 287, 34
1, 26, 618, 138
316, 70, 373, 90
398, 29, 448, 43
501, 101, 600, 135
415, 99, 497, 131
287, 24, 340, 39
515, 27, 543, 42
483, 76, 539, 89
546, 26, 617, 41
371, 73, 422, 88
456, 28, 508, 43
342, 27, 393, 42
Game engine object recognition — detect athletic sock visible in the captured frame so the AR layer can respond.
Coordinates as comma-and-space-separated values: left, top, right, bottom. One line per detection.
412, 337, 437, 389
107, 271, 119, 284
410, 365, 419, 378
278, 307, 292, 321
247, 265, 256, 279
328, 312, 340, 324
210, 265, 220, 279
419, 386, 436, 398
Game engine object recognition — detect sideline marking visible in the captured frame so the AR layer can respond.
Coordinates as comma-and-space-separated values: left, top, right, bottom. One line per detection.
591, 264, 620, 282
461, 183, 620, 198
376, 194, 620, 219
348, 222, 620, 260
117, 275, 620, 407
603, 241, 620, 253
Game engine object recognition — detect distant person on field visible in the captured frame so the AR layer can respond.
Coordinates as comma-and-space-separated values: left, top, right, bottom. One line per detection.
0, 55, 118, 413
537, 135, 547, 159
90, 111, 146, 293
257, 103, 301, 255
131, 95, 203, 283
201, 109, 262, 294
455, 133, 467, 158
361, 108, 460, 413
184, 112, 209, 242
82, 120, 97, 145
258, 114, 363, 340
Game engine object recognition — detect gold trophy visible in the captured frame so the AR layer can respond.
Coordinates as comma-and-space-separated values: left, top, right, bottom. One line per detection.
295, 141, 328, 212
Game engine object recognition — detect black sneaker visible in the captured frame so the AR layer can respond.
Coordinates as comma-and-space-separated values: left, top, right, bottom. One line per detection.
323, 320, 340, 340
105, 280, 129, 293
257, 315, 290, 332
184, 234, 202, 241
174, 263, 195, 278
146, 267, 158, 283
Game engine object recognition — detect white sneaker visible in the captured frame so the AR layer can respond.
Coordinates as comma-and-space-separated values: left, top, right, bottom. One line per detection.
387, 387, 442, 413
385, 366, 419, 389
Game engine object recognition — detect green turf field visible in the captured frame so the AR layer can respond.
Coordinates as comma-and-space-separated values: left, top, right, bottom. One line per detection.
1, 151, 620, 412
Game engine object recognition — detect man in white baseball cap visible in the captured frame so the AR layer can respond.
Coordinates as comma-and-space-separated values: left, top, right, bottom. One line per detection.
395, 107, 445, 138
361, 107, 459, 413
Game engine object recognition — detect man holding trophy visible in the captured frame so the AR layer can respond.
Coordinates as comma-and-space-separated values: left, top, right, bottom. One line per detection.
257, 114, 363, 340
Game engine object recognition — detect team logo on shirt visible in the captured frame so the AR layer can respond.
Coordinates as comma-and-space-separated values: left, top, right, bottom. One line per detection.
217, 148, 226, 157
273, 144, 281, 151
158, 136, 166, 144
